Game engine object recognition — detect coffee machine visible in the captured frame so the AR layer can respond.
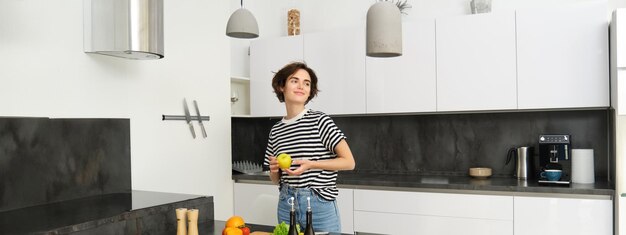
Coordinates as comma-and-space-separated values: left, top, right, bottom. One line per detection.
538, 134, 571, 185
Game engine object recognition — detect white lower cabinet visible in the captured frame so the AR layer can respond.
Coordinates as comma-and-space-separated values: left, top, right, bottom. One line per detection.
353, 189, 513, 235
513, 196, 612, 235
235, 184, 613, 235
233, 183, 354, 234
354, 211, 512, 235
336, 188, 354, 234
233, 183, 280, 226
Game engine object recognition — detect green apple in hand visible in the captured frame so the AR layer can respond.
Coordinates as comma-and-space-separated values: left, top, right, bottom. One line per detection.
276, 153, 292, 169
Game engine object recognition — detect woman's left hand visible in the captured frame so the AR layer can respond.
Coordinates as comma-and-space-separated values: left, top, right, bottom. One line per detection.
284, 159, 312, 176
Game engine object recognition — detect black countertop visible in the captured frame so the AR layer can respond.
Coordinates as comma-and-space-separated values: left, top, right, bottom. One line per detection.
0, 190, 213, 235
233, 172, 614, 196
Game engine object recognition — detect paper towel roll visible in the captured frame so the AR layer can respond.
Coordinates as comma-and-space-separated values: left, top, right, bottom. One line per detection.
572, 149, 595, 184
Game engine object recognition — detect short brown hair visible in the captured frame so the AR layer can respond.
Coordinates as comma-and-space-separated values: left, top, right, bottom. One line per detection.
271, 62, 319, 104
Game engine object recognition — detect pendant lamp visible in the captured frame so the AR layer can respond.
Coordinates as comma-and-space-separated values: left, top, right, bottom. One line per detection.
366, 1, 402, 57
226, 0, 259, 39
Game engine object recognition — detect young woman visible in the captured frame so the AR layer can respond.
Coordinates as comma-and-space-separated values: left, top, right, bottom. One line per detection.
263, 62, 355, 233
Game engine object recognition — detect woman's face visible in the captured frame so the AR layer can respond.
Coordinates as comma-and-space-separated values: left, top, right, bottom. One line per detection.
281, 69, 311, 105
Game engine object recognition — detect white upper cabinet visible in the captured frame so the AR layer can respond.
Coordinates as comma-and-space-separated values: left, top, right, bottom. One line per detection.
611, 9, 626, 115
366, 19, 437, 114
436, 12, 518, 112
249, 35, 303, 117
304, 28, 366, 115
615, 9, 626, 68
517, 1, 609, 109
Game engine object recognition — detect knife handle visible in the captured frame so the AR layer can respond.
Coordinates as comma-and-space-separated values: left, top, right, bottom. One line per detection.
200, 124, 208, 138
189, 124, 196, 139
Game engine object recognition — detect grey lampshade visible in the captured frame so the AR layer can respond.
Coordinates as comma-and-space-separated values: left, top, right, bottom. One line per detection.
366, 1, 402, 57
226, 8, 259, 39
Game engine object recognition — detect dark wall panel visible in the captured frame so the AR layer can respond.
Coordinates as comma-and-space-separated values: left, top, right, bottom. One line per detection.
0, 118, 131, 212
232, 110, 609, 181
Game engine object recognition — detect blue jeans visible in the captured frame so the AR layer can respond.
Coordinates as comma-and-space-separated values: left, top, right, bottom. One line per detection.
277, 184, 341, 233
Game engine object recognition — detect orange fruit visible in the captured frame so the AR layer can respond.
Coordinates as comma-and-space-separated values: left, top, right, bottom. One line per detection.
225, 215, 245, 228
222, 227, 243, 235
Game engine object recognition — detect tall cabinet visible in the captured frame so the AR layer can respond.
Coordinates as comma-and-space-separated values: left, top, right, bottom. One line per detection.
516, 1, 609, 109
436, 11, 518, 112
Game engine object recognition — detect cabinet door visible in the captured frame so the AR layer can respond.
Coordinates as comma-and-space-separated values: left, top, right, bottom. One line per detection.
353, 189, 513, 234
337, 188, 354, 234
436, 12, 517, 112
517, 1, 609, 109
234, 183, 280, 226
250, 36, 303, 117
303, 28, 366, 115
354, 211, 512, 235
234, 183, 353, 232
611, 10, 626, 115
514, 196, 612, 235
614, 9, 626, 69
366, 19, 437, 114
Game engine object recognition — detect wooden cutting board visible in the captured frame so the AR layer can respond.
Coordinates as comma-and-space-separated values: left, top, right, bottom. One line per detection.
250, 232, 272, 235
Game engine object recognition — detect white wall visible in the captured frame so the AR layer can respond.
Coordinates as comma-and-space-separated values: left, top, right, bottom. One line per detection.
0, 0, 234, 220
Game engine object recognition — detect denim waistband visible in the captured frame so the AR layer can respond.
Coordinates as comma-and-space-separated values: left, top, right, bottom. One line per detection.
280, 184, 317, 196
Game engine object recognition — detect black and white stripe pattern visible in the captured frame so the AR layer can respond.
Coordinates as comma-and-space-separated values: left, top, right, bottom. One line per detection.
264, 109, 346, 201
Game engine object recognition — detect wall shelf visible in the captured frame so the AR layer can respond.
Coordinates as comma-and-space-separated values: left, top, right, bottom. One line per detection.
231, 76, 251, 116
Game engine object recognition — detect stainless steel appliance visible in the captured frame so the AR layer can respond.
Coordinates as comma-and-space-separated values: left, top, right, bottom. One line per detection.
538, 134, 571, 185
84, 0, 164, 60
506, 146, 533, 180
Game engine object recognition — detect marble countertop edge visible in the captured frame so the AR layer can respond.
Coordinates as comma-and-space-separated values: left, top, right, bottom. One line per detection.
232, 173, 615, 198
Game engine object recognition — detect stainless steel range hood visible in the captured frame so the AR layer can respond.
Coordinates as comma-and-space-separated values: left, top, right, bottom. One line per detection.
84, 0, 164, 60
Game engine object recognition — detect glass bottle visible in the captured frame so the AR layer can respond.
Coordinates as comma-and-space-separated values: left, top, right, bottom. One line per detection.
304, 197, 315, 235
288, 197, 299, 235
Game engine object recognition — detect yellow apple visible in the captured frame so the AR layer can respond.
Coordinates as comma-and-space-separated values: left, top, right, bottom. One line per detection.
277, 153, 292, 169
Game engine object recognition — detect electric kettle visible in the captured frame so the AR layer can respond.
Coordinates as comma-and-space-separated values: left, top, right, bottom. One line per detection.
506, 146, 534, 180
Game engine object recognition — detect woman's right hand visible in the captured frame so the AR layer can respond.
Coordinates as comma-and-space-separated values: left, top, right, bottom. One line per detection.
268, 156, 279, 173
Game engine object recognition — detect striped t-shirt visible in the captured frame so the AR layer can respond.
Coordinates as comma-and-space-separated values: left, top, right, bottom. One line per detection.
264, 109, 346, 201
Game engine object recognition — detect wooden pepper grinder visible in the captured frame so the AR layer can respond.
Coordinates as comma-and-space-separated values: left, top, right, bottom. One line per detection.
187, 209, 199, 235
176, 208, 188, 235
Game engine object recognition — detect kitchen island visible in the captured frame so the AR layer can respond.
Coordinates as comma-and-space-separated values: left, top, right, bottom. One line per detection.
0, 190, 213, 235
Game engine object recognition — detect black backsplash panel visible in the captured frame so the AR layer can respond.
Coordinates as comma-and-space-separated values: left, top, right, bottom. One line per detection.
232, 110, 610, 181
0, 118, 131, 212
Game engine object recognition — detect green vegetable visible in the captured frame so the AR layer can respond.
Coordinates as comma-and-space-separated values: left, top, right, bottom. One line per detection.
272, 221, 300, 235
272, 222, 289, 235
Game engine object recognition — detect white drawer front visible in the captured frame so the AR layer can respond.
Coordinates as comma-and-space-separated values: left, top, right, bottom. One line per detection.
354, 211, 513, 235
354, 189, 513, 220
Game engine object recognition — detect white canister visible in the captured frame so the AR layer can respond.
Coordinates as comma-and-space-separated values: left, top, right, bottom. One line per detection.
571, 149, 595, 184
